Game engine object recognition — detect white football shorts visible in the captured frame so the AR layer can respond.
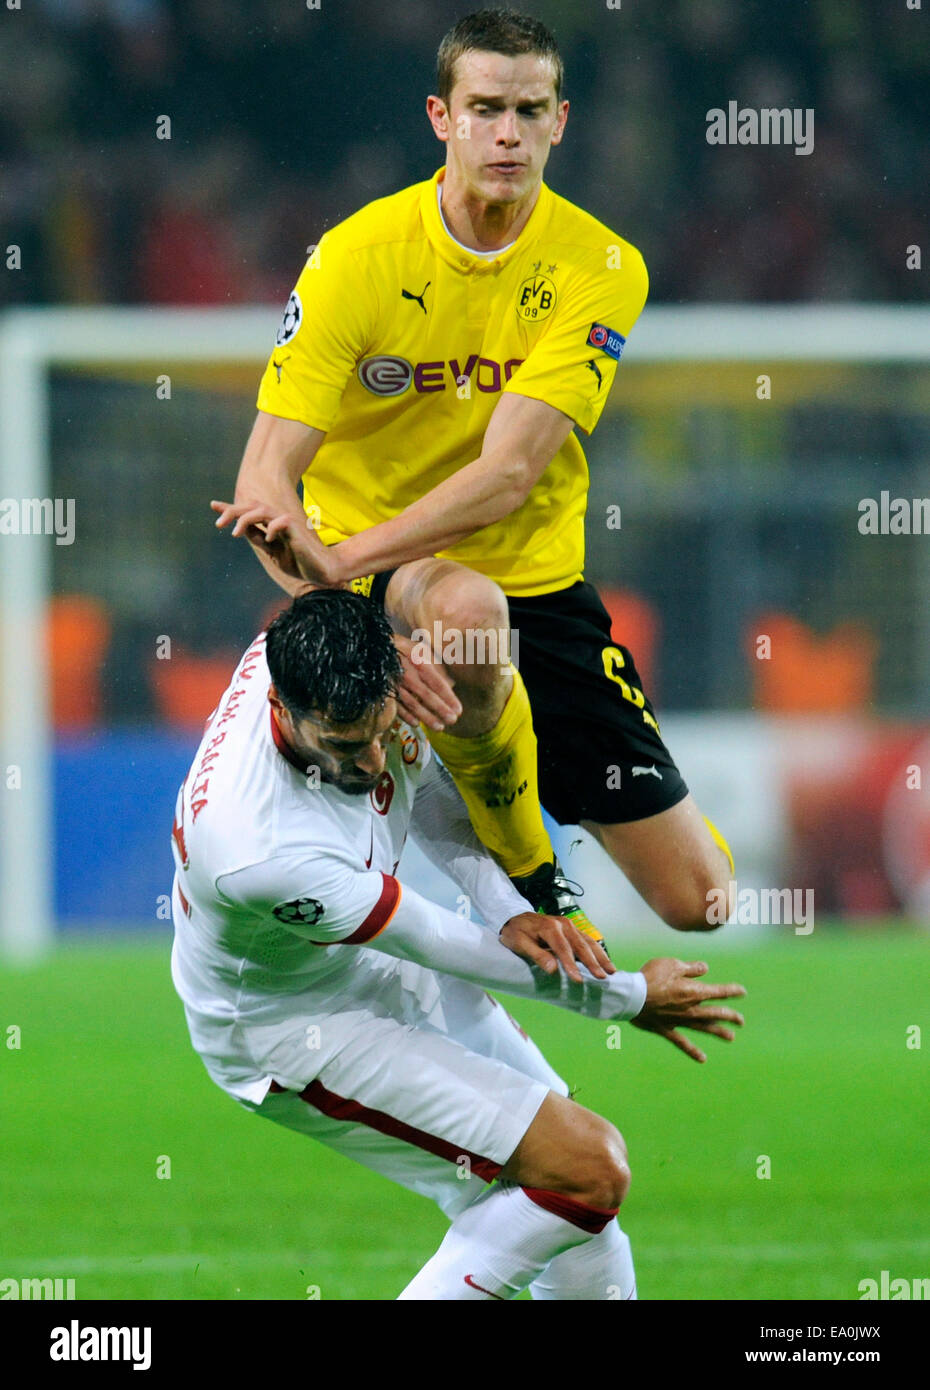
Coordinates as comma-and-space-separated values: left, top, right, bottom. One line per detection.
231, 960, 568, 1219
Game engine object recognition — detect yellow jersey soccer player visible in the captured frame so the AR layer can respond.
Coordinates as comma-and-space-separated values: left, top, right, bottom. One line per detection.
214, 9, 734, 938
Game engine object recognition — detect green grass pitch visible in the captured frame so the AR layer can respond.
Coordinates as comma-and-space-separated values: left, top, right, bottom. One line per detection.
1, 928, 927, 1300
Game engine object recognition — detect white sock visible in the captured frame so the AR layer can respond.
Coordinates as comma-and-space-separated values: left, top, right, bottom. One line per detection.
397, 1182, 617, 1301
529, 1219, 637, 1300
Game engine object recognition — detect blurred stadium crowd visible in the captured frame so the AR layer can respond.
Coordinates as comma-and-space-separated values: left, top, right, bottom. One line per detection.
1, 0, 927, 308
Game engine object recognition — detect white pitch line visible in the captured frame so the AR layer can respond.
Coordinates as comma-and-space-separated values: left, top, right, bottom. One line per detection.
4, 1236, 930, 1277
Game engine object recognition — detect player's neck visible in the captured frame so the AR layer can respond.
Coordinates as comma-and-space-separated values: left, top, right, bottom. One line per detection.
439, 167, 541, 252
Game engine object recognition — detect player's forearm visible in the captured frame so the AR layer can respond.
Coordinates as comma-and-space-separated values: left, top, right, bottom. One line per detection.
332, 447, 533, 578
366, 883, 646, 1022
234, 414, 316, 509
232, 412, 326, 591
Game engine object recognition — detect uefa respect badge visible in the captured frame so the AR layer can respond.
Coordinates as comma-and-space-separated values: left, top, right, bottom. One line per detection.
586, 322, 626, 361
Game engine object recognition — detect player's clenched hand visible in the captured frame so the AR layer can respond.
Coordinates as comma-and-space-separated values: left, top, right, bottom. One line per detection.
631, 958, 746, 1063
211, 498, 342, 586
391, 634, 463, 732
500, 912, 615, 984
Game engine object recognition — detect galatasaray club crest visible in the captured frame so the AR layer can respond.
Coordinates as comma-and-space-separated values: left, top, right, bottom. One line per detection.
371, 771, 395, 815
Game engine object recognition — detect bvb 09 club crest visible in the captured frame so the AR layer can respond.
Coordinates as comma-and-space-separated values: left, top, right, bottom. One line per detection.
516, 274, 557, 322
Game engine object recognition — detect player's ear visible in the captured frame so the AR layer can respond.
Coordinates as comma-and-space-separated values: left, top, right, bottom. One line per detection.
550, 99, 569, 145
268, 684, 283, 714
426, 94, 450, 142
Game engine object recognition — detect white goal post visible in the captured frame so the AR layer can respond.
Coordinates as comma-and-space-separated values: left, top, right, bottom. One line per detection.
2, 303, 930, 962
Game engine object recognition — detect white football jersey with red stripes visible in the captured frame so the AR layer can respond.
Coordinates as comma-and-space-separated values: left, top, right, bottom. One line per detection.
170, 632, 430, 1099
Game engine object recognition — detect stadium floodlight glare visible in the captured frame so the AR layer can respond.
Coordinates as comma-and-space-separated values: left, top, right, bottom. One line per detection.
2, 304, 930, 962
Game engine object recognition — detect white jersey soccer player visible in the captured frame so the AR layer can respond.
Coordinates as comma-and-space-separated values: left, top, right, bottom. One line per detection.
170, 591, 745, 1299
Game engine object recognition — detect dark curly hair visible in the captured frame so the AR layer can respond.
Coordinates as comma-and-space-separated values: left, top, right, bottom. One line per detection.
264, 589, 402, 726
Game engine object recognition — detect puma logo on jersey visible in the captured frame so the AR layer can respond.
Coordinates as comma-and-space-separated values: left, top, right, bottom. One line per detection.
585, 358, 603, 390
273, 353, 291, 382
632, 765, 662, 779
401, 281, 431, 314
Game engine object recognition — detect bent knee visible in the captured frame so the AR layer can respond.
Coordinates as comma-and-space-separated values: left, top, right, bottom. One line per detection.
657, 864, 733, 932
586, 1122, 631, 1210
422, 574, 510, 651
505, 1095, 631, 1209
567, 1113, 631, 1210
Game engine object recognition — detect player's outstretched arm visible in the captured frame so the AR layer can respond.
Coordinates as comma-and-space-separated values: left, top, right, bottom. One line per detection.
362, 881, 647, 1022
238, 845, 742, 1037
366, 886, 745, 1050
213, 395, 574, 587
326, 393, 577, 580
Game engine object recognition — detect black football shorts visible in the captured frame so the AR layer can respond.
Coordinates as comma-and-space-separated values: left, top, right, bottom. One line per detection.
368, 572, 689, 827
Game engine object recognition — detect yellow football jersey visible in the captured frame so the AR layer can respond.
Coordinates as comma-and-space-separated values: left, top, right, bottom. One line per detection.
256, 166, 648, 597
